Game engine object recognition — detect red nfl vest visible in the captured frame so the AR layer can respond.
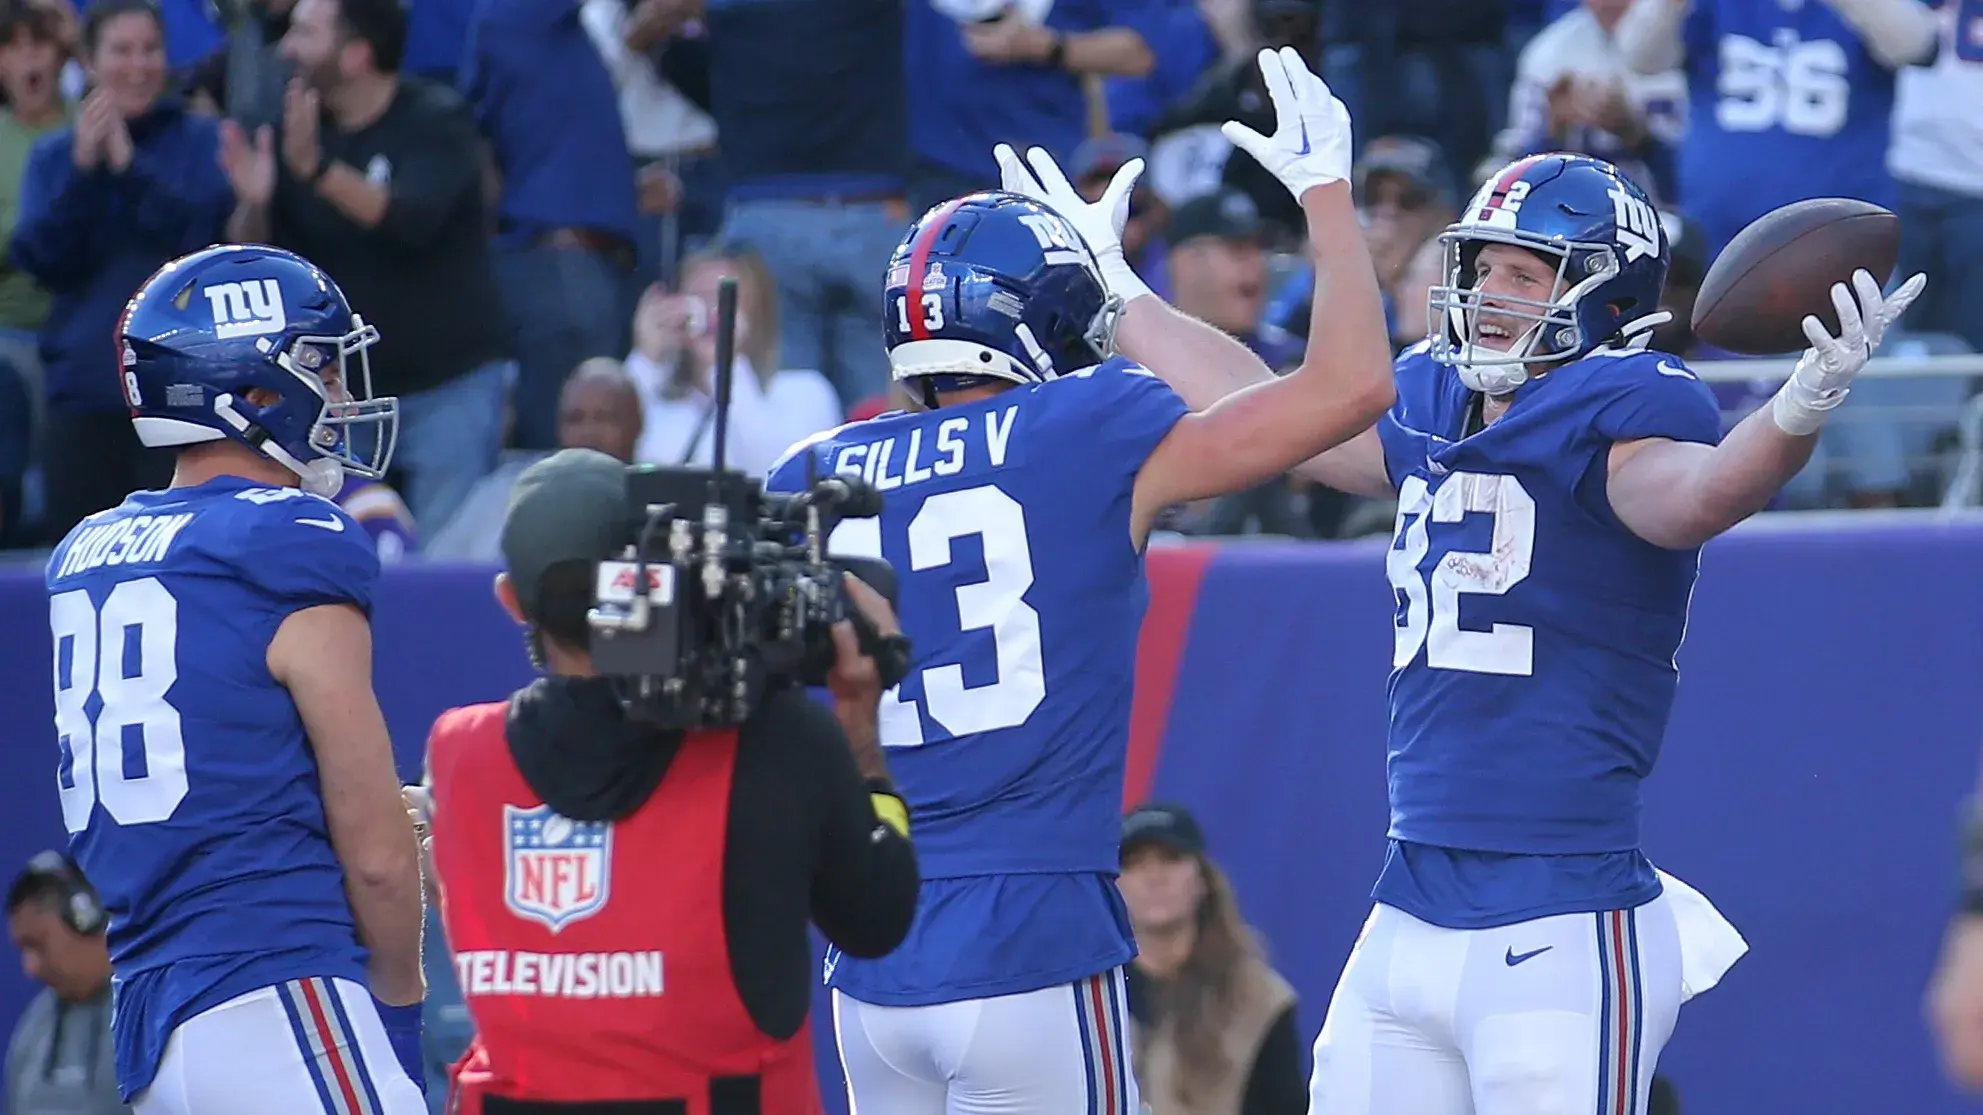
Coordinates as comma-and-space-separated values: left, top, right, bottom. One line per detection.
426, 700, 822, 1115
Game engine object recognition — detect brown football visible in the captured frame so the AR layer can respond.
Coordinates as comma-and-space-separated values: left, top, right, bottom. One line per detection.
1689, 198, 1901, 356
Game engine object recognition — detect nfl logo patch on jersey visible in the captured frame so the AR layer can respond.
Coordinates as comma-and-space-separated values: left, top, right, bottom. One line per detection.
503, 803, 612, 933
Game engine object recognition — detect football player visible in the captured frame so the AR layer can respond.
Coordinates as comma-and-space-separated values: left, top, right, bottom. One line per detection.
44, 245, 427, 1113
765, 46, 1392, 1114
1005, 49, 1928, 1114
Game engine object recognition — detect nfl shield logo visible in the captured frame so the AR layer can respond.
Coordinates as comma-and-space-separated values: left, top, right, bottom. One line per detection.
503, 804, 612, 933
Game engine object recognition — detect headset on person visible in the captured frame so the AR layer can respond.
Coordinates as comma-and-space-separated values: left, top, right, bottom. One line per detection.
21, 851, 107, 936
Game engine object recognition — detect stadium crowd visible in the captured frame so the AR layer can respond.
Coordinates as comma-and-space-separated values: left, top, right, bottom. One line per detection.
0, 0, 1973, 557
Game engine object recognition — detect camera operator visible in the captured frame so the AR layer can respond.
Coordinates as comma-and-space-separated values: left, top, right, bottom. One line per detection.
421, 447, 920, 1115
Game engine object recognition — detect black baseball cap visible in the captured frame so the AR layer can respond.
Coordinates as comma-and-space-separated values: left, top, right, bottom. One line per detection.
1122, 802, 1206, 857
499, 448, 637, 617
1168, 188, 1267, 247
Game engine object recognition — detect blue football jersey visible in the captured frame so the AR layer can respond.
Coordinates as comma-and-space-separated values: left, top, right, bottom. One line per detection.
767, 358, 1188, 1005
1680, 0, 1898, 252
1373, 344, 1723, 930
45, 475, 380, 1098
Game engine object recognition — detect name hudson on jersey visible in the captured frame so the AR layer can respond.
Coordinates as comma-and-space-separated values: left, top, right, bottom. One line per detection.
53, 514, 195, 579
828, 405, 1018, 492
454, 949, 663, 999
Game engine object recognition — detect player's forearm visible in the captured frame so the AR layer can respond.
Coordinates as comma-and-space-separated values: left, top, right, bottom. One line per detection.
1616, 0, 1688, 74
1290, 427, 1396, 498
1290, 182, 1396, 427
227, 199, 269, 244
1694, 406, 1821, 526
1820, 0, 1939, 68
1115, 296, 1279, 410
345, 841, 427, 1005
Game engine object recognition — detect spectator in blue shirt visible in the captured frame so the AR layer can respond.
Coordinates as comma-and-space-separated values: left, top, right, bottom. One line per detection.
78, 0, 224, 71
462, 0, 639, 451
905, 0, 1159, 212
626, 0, 910, 407
1105, 0, 1222, 137
10, 0, 231, 542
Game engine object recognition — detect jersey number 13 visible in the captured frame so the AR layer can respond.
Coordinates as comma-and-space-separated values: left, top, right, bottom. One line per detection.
49, 578, 188, 833
833, 485, 1046, 746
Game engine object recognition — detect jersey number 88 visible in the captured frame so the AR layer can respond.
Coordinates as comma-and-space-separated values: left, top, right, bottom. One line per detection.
49, 578, 188, 833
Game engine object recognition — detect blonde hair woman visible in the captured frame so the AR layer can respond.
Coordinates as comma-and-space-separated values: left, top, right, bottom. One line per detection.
624, 244, 841, 475
1117, 803, 1305, 1115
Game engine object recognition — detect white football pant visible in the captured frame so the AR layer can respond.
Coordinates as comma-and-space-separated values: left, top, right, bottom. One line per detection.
835, 967, 1139, 1115
1309, 871, 1746, 1115
134, 976, 427, 1115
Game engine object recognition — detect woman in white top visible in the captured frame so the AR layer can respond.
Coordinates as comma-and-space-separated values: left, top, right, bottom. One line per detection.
624, 245, 845, 476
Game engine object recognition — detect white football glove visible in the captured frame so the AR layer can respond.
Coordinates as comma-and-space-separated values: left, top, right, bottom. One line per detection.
994, 142, 1153, 303
1220, 46, 1353, 202
1771, 268, 1928, 436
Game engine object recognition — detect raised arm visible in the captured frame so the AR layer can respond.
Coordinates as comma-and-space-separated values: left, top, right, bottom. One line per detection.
994, 48, 1396, 529
1606, 269, 1925, 549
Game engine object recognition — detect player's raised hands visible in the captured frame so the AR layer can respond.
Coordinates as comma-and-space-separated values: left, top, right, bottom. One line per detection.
995, 145, 1140, 264
1220, 46, 1352, 202
1772, 268, 1928, 435
993, 143, 1152, 303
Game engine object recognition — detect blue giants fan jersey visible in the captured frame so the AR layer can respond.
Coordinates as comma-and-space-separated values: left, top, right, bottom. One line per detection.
1680, 0, 1899, 252
1373, 343, 1723, 930
766, 357, 1188, 1005
44, 476, 379, 1098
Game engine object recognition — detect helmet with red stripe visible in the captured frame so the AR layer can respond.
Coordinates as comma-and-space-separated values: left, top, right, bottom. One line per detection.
1428, 153, 1670, 395
883, 191, 1120, 406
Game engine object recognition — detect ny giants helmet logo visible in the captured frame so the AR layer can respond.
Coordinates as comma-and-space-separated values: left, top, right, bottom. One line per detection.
504, 803, 613, 933
1017, 212, 1093, 269
202, 278, 288, 340
1608, 185, 1661, 264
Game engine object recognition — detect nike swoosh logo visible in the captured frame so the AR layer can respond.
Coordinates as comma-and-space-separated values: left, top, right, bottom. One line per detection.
1656, 361, 1695, 379
1505, 945, 1553, 966
1295, 120, 1312, 156
296, 516, 346, 532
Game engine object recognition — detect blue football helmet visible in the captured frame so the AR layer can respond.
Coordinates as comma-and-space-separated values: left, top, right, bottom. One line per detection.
1428, 153, 1671, 395
119, 244, 395, 496
882, 191, 1120, 405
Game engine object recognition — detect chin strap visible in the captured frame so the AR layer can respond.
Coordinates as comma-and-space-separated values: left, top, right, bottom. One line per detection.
212, 391, 344, 497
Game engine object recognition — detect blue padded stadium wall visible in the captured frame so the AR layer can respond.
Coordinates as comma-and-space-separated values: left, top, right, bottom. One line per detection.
0, 518, 1980, 1112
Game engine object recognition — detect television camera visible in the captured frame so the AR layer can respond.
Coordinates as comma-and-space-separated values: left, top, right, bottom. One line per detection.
584, 279, 910, 729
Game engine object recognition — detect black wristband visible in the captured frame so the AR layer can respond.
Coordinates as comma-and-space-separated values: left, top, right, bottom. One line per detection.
1046, 32, 1067, 69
